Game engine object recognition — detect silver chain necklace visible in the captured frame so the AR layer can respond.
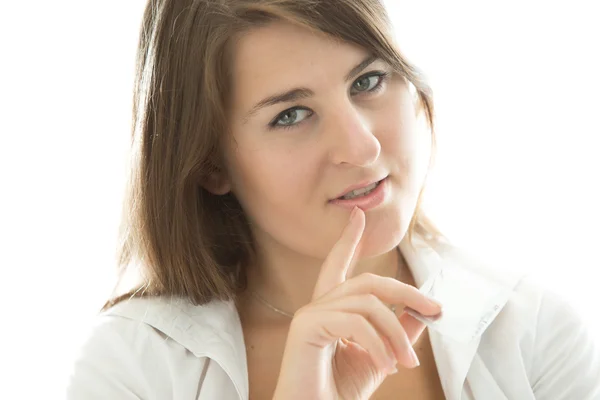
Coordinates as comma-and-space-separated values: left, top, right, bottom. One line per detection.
249, 252, 403, 318
249, 290, 296, 318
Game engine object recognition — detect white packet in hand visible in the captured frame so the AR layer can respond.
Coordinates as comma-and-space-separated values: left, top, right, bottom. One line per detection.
404, 253, 524, 344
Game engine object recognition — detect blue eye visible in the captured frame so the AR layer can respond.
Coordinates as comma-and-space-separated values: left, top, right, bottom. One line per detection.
352, 71, 388, 94
270, 108, 313, 129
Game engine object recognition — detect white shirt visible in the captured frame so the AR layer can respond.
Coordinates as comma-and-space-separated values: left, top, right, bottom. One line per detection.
66, 237, 600, 399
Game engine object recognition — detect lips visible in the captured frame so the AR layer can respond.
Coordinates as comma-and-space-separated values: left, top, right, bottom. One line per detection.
329, 176, 389, 210
333, 176, 388, 200
338, 180, 380, 200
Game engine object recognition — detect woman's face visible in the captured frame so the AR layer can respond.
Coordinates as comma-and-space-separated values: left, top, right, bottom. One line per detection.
221, 21, 430, 261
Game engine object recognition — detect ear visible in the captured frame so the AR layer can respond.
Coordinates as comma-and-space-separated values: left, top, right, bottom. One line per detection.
201, 169, 232, 195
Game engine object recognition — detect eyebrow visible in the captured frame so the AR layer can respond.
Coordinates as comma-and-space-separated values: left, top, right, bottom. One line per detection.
242, 54, 379, 124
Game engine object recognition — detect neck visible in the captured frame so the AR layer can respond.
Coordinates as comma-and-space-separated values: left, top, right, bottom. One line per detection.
241, 237, 408, 320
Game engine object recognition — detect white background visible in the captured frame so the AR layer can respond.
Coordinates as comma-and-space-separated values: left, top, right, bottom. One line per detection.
0, 1, 598, 398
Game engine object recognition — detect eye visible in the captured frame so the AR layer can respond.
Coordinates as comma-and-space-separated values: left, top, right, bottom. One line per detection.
351, 71, 389, 95
269, 107, 313, 130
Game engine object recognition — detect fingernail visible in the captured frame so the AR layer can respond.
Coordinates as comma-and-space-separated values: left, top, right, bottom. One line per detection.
350, 206, 359, 221
386, 356, 398, 374
388, 349, 397, 365
409, 347, 420, 368
427, 296, 443, 309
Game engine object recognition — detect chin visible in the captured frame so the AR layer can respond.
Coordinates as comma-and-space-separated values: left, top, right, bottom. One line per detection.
359, 205, 409, 259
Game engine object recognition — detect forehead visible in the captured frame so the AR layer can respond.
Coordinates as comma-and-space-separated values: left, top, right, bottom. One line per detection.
230, 22, 370, 107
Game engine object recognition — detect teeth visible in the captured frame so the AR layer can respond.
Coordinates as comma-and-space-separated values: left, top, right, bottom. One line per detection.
341, 181, 379, 200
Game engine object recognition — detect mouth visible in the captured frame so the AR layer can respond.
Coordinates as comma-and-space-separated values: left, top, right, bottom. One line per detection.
337, 179, 384, 200
329, 176, 389, 210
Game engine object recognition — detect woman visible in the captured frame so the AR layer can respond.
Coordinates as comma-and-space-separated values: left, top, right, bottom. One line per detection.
67, 0, 600, 399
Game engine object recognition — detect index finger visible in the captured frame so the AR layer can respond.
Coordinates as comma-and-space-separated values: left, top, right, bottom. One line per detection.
312, 207, 365, 301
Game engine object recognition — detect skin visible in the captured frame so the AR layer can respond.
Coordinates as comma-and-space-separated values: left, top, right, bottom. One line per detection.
204, 21, 442, 399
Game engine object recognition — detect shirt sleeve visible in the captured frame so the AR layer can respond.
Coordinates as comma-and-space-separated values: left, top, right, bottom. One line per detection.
65, 316, 154, 400
530, 288, 600, 400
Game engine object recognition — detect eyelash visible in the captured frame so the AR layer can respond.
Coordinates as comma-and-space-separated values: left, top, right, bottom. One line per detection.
268, 70, 391, 131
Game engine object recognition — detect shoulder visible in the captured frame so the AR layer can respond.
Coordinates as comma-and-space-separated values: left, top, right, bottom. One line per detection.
491, 272, 595, 347
431, 239, 580, 336
65, 296, 239, 399
483, 273, 600, 398
521, 281, 600, 398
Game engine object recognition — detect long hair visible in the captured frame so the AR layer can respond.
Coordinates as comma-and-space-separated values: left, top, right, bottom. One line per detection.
102, 0, 443, 312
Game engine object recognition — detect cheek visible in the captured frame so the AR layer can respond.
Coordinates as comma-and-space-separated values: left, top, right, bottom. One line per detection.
376, 93, 431, 191
227, 142, 317, 213
226, 141, 329, 256
377, 95, 420, 160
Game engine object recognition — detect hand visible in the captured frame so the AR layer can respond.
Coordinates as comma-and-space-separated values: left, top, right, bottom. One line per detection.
272, 207, 443, 400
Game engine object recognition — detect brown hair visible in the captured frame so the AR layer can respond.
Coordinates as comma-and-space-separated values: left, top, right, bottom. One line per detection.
102, 0, 443, 312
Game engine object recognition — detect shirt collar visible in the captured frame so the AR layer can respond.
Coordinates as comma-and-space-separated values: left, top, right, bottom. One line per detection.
105, 296, 249, 399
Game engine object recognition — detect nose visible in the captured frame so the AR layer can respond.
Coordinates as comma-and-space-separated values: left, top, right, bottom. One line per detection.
326, 102, 381, 167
